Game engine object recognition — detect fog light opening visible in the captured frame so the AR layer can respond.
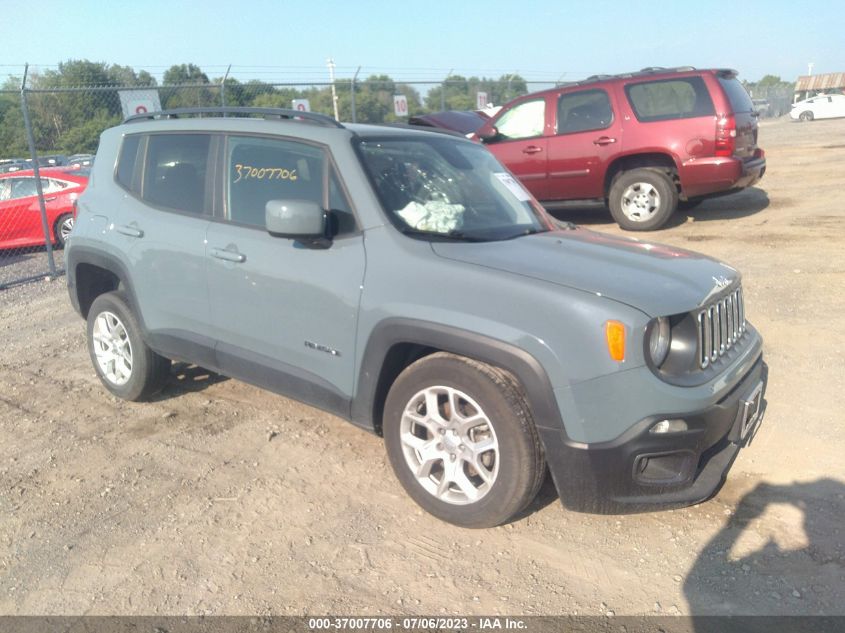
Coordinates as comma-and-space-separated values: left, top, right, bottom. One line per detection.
650, 418, 688, 434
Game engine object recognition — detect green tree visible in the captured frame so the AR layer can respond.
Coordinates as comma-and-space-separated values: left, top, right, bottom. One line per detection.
162, 64, 215, 109
25, 61, 123, 152
107, 64, 157, 87
425, 74, 527, 111
0, 81, 27, 157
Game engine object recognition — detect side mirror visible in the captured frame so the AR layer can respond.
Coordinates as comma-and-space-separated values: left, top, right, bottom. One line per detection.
476, 122, 499, 142
265, 199, 327, 240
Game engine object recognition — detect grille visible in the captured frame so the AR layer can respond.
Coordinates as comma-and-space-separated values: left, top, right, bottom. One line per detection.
696, 286, 745, 369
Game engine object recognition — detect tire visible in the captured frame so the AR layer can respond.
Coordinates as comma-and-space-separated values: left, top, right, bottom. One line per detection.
86, 291, 171, 401
53, 213, 74, 248
799, 111, 814, 122
608, 168, 678, 231
383, 352, 545, 528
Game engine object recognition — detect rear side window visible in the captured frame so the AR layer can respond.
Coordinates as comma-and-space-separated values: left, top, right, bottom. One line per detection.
116, 135, 141, 193
143, 134, 210, 215
625, 77, 715, 122
718, 77, 754, 113
226, 136, 325, 229
557, 89, 613, 134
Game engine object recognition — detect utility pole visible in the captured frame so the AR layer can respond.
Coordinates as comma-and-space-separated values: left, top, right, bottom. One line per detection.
221, 64, 231, 109
351, 66, 361, 123
327, 58, 340, 121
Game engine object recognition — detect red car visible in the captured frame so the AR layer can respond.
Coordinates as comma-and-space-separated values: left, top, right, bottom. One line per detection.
0, 167, 88, 250
474, 67, 766, 230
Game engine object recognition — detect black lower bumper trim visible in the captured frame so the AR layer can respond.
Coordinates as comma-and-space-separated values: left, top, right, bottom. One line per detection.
541, 356, 767, 514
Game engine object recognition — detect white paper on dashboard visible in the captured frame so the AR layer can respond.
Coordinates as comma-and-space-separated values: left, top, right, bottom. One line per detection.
493, 172, 531, 202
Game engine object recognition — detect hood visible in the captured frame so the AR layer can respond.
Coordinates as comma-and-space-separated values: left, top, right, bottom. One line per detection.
431, 228, 739, 317
408, 111, 489, 135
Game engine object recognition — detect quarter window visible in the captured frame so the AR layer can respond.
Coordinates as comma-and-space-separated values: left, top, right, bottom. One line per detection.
625, 77, 715, 122
557, 90, 613, 134
494, 99, 546, 140
116, 135, 142, 193
143, 134, 210, 214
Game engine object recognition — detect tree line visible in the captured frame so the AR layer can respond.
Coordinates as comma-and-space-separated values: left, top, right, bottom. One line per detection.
0, 60, 530, 157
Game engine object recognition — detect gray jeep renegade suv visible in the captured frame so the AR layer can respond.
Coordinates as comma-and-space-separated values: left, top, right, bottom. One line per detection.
66, 108, 766, 527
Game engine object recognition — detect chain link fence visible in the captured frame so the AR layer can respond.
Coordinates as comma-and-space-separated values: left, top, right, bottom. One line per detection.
746, 85, 794, 118
1, 74, 560, 289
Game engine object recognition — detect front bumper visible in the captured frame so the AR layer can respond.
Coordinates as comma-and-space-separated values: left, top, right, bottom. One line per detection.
540, 354, 767, 513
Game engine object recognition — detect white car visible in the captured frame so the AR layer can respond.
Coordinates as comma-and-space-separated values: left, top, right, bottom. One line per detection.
790, 94, 845, 122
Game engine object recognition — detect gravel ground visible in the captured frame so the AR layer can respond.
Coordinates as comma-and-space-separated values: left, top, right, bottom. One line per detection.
0, 117, 843, 617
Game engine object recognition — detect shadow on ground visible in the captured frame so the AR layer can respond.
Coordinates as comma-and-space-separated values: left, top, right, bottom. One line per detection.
152, 362, 228, 401
545, 187, 771, 230
684, 478, 845, 627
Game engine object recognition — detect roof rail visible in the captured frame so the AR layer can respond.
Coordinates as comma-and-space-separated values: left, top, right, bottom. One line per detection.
123, 107, 345, 128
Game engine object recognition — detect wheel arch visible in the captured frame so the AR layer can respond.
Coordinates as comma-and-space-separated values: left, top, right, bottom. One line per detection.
67, 247, 141, 323
604, 152, 681, 198
351, 318, 566, 437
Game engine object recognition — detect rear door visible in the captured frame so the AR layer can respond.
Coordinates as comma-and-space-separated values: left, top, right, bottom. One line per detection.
546, 88, 621, 200
482, 97, 550, 200
717, 74, 758, 158
114, 132, 215, 363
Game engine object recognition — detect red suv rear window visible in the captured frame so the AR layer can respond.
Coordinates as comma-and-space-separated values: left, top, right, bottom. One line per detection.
624, 77, 715, 122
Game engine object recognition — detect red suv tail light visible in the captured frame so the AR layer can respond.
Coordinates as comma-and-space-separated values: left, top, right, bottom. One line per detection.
715, 114, 736, 157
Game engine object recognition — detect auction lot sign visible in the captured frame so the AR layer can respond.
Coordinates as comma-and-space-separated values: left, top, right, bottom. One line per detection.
118, 90, 162, 118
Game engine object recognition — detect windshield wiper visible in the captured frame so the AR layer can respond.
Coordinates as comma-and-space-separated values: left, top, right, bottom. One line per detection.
399, 227, 489, 242
499, 227, 548, 241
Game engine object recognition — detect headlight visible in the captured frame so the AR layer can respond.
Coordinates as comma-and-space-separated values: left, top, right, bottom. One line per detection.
648, 317, 671, 367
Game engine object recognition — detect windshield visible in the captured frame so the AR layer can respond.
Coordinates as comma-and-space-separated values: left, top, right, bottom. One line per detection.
357, 136, 552, 241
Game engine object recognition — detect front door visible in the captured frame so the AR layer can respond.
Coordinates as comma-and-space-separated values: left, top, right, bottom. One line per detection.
484, 97, 549, 200
206, 135, 365, 414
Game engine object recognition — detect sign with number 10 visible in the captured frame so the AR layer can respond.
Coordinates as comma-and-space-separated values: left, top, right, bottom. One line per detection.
393, 95, 408, 117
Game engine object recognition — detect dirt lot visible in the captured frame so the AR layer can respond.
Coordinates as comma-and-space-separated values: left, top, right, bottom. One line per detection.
1, 117, 843, 618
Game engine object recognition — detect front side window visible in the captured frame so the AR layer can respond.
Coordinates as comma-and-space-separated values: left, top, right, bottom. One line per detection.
625, 77, 715, 122
494, 99, 546, 140
557, 89, 613, 134
357, 136, 550, 241
6, 178, 49, 200
226, 136, 326, 229
143, 134, 210, 214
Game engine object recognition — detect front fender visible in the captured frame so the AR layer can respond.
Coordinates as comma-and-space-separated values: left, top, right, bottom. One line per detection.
351, 318, 566, 435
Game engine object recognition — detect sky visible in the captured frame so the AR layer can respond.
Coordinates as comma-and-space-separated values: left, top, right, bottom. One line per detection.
1, 0, 843, 86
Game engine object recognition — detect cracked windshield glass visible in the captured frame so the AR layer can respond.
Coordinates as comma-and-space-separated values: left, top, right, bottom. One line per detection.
358, 137, 550, 241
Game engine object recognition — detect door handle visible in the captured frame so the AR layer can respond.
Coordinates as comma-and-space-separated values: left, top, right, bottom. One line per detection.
522, 145, 543, 155
211, 247, 246, 263
115, 224, 144, 238
593, 136, 617, 146
44, 196, 57, 202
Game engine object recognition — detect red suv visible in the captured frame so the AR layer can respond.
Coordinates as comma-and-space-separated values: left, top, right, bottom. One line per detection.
474, 67, 766, 230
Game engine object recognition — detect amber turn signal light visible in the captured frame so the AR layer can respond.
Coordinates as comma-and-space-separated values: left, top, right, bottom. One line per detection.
605, 320, 626, 361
